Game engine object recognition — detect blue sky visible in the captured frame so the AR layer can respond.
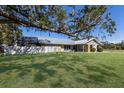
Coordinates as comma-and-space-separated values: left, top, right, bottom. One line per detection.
22, 6, 124, 43
104, 5, 124, 43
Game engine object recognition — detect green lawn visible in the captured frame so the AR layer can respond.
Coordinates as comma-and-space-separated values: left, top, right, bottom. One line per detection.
0, 52, 124, 88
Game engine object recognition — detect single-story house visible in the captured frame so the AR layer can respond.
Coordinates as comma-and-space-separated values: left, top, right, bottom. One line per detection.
0, 37, 103, 55
19, 37, 103, 52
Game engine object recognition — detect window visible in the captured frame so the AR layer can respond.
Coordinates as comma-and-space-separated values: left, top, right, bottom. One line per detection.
64, 45, 71, 50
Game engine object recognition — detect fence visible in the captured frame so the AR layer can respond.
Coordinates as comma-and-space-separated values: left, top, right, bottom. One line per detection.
2, 45, 64, 55
2, 46, 47, 55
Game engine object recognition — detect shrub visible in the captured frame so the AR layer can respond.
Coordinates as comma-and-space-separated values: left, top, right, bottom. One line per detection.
0, 47, 4, 53
97, 47, 103, 52
0, 53, 4, 56
116, 46, 121, 50
110, 44, 116, 50
91, 48, 96, 52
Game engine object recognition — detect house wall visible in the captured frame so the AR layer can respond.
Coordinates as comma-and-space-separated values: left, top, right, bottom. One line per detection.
86, 40, 99, 52
83, 45, 88, 52
44, 45, 63, 53
61, 45, 65, 52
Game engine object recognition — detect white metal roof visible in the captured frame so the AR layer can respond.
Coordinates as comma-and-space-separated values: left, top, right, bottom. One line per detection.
38, 37, 102, 45
38, 37, 74, 45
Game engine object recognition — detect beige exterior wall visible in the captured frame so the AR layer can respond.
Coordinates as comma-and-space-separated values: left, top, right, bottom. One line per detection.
87, 44, 90, 52
86, 40, 99, 52
83, 45, 88, 52
61, 45, 65, 52
44, 45, 64, 52
44, 40, 100, 53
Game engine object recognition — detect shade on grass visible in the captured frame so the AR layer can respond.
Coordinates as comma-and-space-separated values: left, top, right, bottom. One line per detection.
0, 52, 124, 88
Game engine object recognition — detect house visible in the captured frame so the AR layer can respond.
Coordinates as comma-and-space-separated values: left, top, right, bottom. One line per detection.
19, 36, 103, 52
37, 37, 103, 52
0, 37, 102, 55
0, 36, 103, 55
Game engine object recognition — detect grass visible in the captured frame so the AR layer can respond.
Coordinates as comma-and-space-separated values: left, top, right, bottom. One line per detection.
0, 52, 124, 88
104, 49, 124, 53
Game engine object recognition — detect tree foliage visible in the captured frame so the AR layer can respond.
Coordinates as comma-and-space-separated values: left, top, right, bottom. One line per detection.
0, 23, 22, 45
102, 41, 124, 50
0, 5, 116, 39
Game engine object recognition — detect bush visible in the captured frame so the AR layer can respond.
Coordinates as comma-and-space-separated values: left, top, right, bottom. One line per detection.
0, 47, 4, 53
110, 44, 116, 50
97, 47, 103, 52
91, 48, 96, 52
116, 46, 121, 50
0, 53, 4, 56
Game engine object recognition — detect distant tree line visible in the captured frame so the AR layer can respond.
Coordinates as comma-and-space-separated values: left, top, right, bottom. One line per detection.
102, 40, 124, 50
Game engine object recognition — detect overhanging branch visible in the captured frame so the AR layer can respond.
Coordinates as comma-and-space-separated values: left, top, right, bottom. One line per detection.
0, 11, 76, 37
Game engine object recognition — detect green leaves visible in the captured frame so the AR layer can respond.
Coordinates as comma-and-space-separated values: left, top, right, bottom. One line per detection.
0, 5, 116, 39
0, 24, 22, 45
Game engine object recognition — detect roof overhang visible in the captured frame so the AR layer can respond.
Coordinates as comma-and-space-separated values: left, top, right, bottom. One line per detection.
85, 38, 103, 46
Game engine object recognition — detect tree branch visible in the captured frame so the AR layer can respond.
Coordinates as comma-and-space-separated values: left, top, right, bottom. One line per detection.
0, 11, 76, 37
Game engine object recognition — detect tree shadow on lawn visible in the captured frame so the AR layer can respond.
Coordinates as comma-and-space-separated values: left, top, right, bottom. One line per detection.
0, 55, 38, 63
56, 55, 122, 87
52, 59, 122, 87
74, 63, 122, 87
0, 55, 123, 87
85, 64, 120, 78
0, 58, 59, 84
51, 62, 122, 87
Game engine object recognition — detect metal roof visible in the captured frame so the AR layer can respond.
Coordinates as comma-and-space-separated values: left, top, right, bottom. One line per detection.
38, 37, 102, 45
38, 37, 74, 45
75, 38, 103, 45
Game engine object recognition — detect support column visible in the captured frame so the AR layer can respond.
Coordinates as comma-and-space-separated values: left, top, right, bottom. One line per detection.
95, 45, 98, 52
77, 45, 78, 51
87, 44, 90, 52
83, 45, 84, 52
